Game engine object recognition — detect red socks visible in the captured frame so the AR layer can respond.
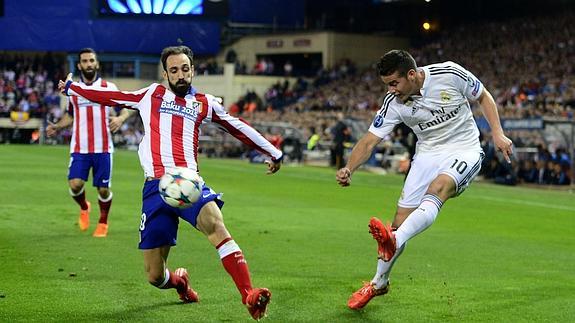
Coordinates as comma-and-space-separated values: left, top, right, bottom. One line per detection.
217, 238, 253, 303
70, 188, 89, 210
98, 192, 113, 224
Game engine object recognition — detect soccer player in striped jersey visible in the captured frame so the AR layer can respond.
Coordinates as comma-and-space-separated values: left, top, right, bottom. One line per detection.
58, 46, 282, 320
47, 48, 134, 238
336, 50, 513, 309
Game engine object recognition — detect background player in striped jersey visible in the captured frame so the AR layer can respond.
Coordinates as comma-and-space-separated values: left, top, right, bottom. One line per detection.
58, 46, 282, 320
336, 50, 513, 309
47, 48, 134, 237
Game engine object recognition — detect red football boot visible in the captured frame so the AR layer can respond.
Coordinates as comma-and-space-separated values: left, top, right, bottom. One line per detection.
246, 288, 271, 320
174, 268, 199, 303
347, 282, 389, 310
368, 217, 397, 261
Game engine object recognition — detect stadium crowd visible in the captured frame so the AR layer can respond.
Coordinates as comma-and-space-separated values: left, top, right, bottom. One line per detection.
1, 12, 572, 186
233, 11, 574, 186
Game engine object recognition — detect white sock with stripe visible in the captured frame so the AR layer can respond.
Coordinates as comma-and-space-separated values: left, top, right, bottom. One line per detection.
394, 194, 443, 248
371, 243, 406, 289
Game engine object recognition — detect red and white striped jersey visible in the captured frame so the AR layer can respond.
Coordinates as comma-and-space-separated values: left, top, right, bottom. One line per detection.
67, 78, 118, 154
65, 82, 283, 178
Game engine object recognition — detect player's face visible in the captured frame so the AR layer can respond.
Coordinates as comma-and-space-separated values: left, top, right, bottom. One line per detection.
163, 53, 194, 97
77, 53, 99, 81
381, 69, 417, 102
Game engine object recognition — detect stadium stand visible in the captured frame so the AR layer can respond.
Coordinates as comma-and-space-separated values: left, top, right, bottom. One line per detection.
0, 1, 572, 186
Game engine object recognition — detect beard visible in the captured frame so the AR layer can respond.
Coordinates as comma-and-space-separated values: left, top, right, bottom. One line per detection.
169, 79, 191, 97
80, 68, 97, 81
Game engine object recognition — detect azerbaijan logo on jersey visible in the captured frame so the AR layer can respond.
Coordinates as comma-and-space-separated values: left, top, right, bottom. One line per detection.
373, 114, 384, 128
159, 100, 202, 121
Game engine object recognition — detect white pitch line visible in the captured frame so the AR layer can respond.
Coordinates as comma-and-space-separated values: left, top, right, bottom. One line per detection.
471, 195, 575, 212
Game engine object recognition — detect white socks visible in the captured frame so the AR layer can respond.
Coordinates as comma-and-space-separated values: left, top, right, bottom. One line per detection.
372, 244, 405, 289
395, 194, 443, 248
371, 194, 443, 288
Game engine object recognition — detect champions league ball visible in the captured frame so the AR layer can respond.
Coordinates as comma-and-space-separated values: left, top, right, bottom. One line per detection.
159, 167, 204, 209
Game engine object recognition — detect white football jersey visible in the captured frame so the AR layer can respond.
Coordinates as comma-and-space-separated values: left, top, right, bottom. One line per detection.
369, 61, 484, 153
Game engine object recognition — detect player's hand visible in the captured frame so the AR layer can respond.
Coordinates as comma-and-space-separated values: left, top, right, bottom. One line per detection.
109, 116, 124, 133
336, 167, 352, 187
493, 133, 513, 163
58, 73, 73, 94
46, 123, 58, 137
265, 159, 281, 175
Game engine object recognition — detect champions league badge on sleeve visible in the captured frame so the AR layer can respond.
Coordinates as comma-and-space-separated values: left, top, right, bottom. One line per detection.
373, 114, 384, 128
467, 77, 481, 96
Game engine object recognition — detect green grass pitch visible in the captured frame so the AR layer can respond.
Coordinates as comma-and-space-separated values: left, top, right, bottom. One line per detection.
0, 145, 574, 322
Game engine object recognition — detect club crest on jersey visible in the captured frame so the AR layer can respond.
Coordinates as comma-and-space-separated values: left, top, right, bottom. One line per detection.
440, 90, 451, 102
159, 100, 200, 121
191, 100, 203, 114
373, 114, 384, 128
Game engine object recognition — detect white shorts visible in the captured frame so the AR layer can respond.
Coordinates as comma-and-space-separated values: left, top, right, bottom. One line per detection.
398, 149, 485, 208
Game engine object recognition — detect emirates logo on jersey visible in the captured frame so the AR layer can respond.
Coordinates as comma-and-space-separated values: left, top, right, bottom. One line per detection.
159, 100, 201, 121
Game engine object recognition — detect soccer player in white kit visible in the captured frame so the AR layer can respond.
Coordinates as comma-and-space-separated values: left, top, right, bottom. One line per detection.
59, 46, 281, 320
336, 50, 513, 309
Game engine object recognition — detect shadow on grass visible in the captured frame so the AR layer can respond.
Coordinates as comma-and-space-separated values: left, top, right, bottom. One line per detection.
93, 300, 198, 321
320, 305, 392, 323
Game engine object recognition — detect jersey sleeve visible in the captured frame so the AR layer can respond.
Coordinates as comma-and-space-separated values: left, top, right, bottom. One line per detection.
106, 81, 119, 91
206, 94, 283, 161
368, 95, 402, 139
450, 62, 484, 101
104, 81, 123, 112
65, 80, 149, 110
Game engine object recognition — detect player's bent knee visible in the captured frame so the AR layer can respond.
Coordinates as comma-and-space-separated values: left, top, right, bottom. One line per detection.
427, 175, 456, 200
98, 187, 111, 198
69, 181, 84, 193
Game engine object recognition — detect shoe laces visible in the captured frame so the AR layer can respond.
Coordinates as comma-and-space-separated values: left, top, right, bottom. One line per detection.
357, 282, 374, 296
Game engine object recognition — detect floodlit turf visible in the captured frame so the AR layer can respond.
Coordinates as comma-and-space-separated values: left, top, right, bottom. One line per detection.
0, 145, 574, 322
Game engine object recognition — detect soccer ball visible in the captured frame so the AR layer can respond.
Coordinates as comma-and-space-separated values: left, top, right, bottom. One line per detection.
158, 167, 204, 209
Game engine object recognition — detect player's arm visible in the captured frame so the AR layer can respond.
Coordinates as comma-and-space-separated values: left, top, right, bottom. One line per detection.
336, 132, 382, 187
109, 108, 137, 133
477, 88, 513, 163
453, 63, 513, 163
46, 113, 73, 137
209, 97, 283, 174
58, 73, 147, 109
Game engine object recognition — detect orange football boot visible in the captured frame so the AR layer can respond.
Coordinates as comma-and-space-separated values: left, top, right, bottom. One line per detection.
78, 201, 91, 231
368, 217, 397, 261
246, 288, 271, 320
347, 282, 389, 310
92, 223, 108, 237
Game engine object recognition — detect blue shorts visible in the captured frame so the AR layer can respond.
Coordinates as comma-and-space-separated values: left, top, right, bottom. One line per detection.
138, 179, 224, 250
68, 153, 112, 188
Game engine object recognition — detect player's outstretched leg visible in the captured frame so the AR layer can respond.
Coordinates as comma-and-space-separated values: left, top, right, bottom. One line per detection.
216, 238, 271, 320
348, 282, 389, 310
369, 217, 396, 261
174, 267, 199, 303
246, 287, 271, 320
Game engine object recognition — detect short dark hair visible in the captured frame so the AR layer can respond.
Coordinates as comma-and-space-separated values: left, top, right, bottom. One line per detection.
376, 50, 417, 77
78, 48, 97, 61
161, 46, 194, 71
